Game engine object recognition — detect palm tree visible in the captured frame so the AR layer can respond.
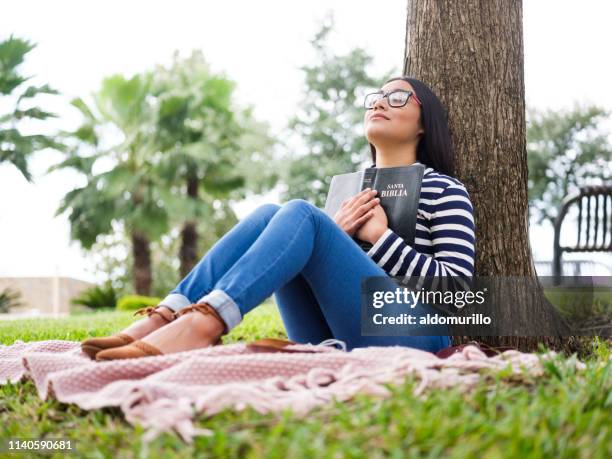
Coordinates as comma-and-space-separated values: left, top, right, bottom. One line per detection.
50, 73, 167, 295
52, 54, 280, 292
151, 51, 278, 276
0, 35, 62, 181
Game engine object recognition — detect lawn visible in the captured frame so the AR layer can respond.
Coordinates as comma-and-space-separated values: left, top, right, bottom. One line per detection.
0, 302, 610, 458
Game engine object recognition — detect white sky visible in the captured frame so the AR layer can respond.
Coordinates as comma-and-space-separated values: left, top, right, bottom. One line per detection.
1, 0, 611, 282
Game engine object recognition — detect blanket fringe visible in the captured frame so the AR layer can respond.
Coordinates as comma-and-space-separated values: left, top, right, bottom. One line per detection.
317, 339, 347, 352
0, 340, 591, 445
122, 344, 575, 444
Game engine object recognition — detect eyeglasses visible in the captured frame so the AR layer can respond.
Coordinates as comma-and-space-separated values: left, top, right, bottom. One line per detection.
363, 89, 422, 109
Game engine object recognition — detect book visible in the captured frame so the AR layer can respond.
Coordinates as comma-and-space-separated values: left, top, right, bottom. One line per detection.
323, 162, 425, 251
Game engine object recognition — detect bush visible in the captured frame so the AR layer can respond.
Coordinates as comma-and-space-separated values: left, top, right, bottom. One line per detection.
116, 294, 162, 311
71, 282, 117, 310
0, 287, 22, 313
544, 286, 612, 322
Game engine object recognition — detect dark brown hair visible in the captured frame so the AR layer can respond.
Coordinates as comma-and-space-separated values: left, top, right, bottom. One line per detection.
369, 76, 454, 176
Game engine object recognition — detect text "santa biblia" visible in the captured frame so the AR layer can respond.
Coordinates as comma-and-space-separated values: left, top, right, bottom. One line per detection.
379, 183, 407, 197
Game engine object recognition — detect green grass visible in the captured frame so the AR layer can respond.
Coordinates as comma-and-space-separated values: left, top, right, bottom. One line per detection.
0, 302, 610, 458
0, 301, 286, 346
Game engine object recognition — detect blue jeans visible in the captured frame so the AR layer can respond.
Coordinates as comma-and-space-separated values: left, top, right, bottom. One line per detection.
160, 199, 451, 352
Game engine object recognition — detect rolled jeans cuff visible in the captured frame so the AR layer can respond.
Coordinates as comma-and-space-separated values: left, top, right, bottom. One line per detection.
197, 289, 243, 333
159, 293, 192, 311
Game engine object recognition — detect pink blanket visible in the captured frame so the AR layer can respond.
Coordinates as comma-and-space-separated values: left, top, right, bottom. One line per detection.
0, 339, 585, 443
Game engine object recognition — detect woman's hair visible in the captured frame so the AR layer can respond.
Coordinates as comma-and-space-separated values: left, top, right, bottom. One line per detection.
369, 76, 454, 176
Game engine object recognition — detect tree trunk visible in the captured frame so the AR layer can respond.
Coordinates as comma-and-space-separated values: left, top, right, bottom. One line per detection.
179, 175, 199, 277
131, 230, 152, 295
404, 0, 576, 352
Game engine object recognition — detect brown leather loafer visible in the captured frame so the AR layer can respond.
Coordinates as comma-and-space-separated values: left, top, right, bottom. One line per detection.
94, 303, 226, 361
95, 339, 164, 361
81, 305, 176, 359
81, 333, 135, 360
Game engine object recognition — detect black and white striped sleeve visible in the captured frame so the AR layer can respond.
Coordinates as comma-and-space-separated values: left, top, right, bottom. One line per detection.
366, 184, 476, 286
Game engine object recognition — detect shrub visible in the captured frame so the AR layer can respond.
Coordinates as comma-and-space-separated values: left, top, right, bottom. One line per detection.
544, 286, 612, 322
71, 282, 117, 309
116, 294, 162, 311
0, 287, 22, 313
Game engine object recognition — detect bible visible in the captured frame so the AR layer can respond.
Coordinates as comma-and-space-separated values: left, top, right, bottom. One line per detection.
323, 162, 425, 251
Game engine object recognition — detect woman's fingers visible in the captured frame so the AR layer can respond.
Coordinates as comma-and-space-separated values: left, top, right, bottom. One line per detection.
355, 188, 378, 207
368, 197, 380, 209
351, 196, 380, 221
337, 189, 378, 235
347, 188, 378, 210
349, 208, 375, 231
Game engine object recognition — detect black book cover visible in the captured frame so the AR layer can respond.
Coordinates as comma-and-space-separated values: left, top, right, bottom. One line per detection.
323, 162, 425, 251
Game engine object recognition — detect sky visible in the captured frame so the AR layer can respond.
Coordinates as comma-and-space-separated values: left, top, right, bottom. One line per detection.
1, 0, 611, 282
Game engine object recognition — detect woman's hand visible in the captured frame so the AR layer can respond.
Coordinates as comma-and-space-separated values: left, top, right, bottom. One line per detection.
355, 202, 388, 245
333, 188, 385, 240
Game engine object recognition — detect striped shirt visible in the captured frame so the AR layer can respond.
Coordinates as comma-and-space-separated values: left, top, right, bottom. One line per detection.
364, 161, 476, 288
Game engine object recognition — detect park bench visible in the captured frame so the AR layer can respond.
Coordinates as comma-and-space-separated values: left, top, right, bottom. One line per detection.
553, 185, 612, 284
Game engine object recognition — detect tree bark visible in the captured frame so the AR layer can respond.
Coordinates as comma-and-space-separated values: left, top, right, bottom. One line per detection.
131, 230, 152, 296
404, 0, 575, 352
179, 175, 199, 277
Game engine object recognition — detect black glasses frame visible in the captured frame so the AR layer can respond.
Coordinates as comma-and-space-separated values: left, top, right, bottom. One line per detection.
363, 89, 422, 109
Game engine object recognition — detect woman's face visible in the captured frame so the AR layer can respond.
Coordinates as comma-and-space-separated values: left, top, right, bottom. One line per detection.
364, 79, 424, 148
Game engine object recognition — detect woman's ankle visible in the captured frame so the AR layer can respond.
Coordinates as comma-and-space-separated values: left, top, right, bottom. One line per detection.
140, 309, 224, 352
184, 305, 226, 338
122, 307, 172, 339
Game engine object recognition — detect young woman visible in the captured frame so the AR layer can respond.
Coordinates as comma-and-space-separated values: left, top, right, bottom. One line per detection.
82, 76, 476, 361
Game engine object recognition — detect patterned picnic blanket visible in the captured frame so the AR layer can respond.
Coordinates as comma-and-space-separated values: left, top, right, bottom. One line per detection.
0, 339, 585, 443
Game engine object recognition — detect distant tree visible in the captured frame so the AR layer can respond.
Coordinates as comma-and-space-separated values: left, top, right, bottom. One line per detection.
151, 51, 278, 276
86, 221, 193, 299
53, 53, 280, 294
50, 73, 166, 295
281, 14, 397, 206
0, 35, 62, 181
527, 105, 612, 226
84, 224, 133, 298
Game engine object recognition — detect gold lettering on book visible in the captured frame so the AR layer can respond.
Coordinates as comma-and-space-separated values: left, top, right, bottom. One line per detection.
380, 182, 407, 197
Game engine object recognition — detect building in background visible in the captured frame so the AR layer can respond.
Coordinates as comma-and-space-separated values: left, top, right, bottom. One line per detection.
0, 276, 93, 317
